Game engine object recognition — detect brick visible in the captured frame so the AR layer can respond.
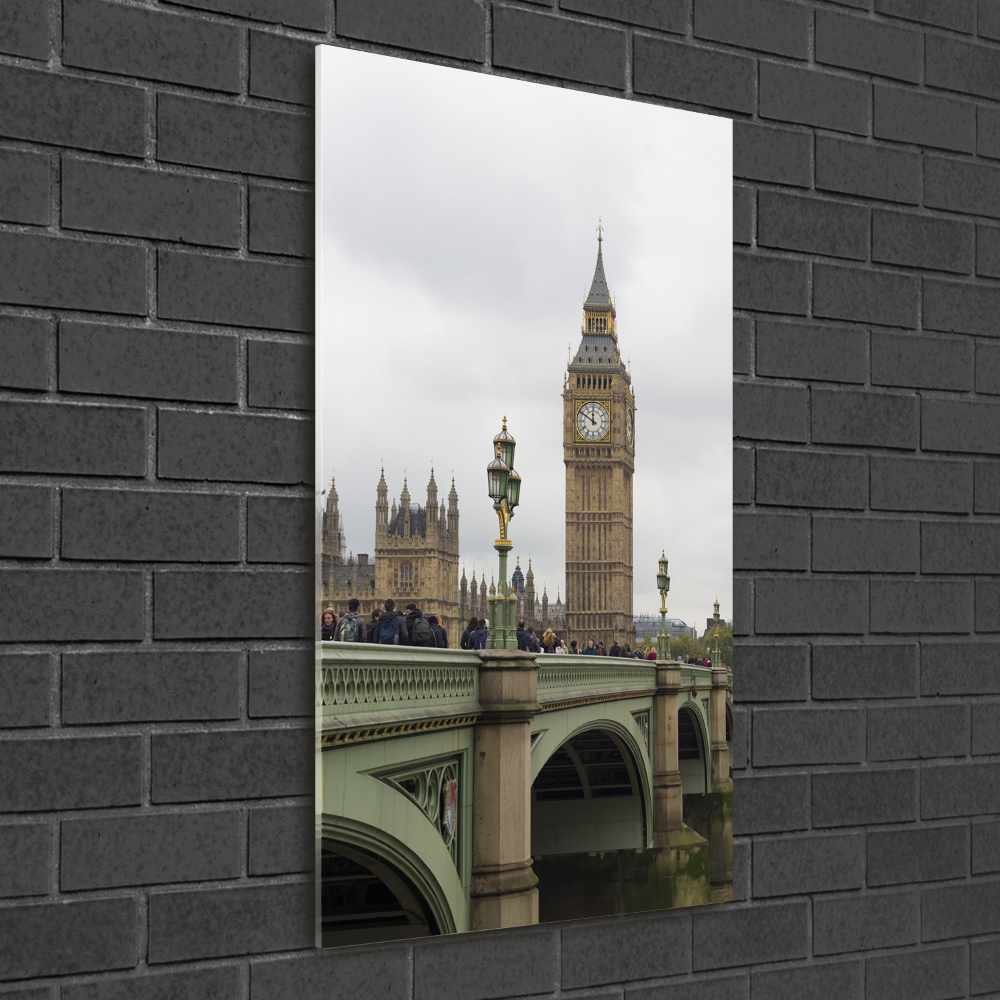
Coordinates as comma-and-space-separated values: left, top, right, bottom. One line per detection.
813, 642, 918, 699
562, 0, 686, 32
338, 0, 483, 61
974, 703, 1000, 754
812, 767, 917, 826
872, 331, 972, 392
733, 185, 752, 246
158, 410, 310, 485
871, 456, 972, 513
816, 136, 920, 204
0, 736, 140, 811
158, 94, 312, 182
875, 0, 974, 32
249, 647, 312, 718
0, 147, 50, 225
691, 901, 809, 970
734, 122, 811, 186
0, 314, 50, 390
0, 400, 145, 477
925, 155, 1000, 218
978, 224, 1000, 277
923, 881, 1000, 941
63, 158, 240, 247
757, 449, 868, 509
164, 0, 325, 30
0, 231, 146, 314
0, 0, 49, 58
249, 804, 312, 874
155, 568, 311, 639
978, 342, 1000, 394
756, 320, 867, 384
977, 462, 1000, 513
634, 36, 754, 114
64, 967, 241, 1000
925, 278, 1000, 340
922, 761, 1000, 818
734, 513, 809, 571
733, 773, 808, 835
152, 728, 311, 803
0, 653, 52, 728
732, 705, 748, 769
0, 569, 142, 642
973, 819, 1000, 874
250, 31, 314, 106
756, 577, 866, 635
927, 34, 1000, 100
251, 949, 410, 1000
814, 890, 919, 955
64, 0, 240, 92
733, 643, 808, 701
562, 912, 690, 987
0, 898, 137, 979
149, 882, 311, 962
754, 707, 864, 765
0, 824, 49, 896
867, 944, 968, 1000
923, 522, 1000, 574
814, 262, 918, 327
248, 185, 313, 257
984, 0, 1000, 40
972, 938, 1000, 996
869, 704, 970, 760
159, 249, 312, 333
869, 824, 969, 886
754, 832, 863, 896
60, 321, 239, 403
734, 446, 752, 503
0, 64, 144, 155
493, 7, 624, 89
979, 579, 1000, 631
731, 840, 749, 902
923, 398, 1000, 454
872, 579, 973, 633
873, 210, 973, 274
816, 8, 921, 82
733, 316, 751, 375
758, 192, 868, 261
62, 811, 241, 890
62, 650, 240, 724
63, 488, 239, 563
733, 253, 808, 315
760, 62, 869, 135
0, 485, 52, 558
751, 960, 863, 1000
923, 640, 1000, 695
627, 975, 749, 1000
813, 516, 917, 573
249, 340, 312, 410
694, 0, 808, 58
812, 388, 917, 450
875, 83, 974, 153
248, 497, 313, 564
734, 383, 807, 443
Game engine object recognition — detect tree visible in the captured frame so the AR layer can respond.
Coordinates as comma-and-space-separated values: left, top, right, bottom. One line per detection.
703, 625, 733, 669
669, 633, 707, 662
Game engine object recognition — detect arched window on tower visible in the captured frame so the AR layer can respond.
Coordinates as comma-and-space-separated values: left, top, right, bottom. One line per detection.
400, 561, 413, 591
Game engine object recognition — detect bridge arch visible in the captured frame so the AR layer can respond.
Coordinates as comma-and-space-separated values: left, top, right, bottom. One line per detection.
678, 701, 711, 794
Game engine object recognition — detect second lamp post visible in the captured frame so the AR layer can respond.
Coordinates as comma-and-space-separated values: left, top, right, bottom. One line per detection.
486, 417, 521, 649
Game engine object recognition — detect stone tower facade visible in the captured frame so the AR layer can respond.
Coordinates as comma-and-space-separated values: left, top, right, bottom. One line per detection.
563, 230, 636, 648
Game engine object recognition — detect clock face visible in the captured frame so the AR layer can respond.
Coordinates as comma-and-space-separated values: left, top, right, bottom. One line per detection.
577, 401, 609, 441
626, 409, 633, 447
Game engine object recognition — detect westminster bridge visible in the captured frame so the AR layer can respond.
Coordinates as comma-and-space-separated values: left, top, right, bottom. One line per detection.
316, 644, 733, 947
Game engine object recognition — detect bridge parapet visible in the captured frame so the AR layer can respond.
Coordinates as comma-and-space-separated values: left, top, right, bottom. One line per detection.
536, 655, 655, 709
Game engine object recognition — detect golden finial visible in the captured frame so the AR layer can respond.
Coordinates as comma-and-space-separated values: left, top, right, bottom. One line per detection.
597, 217, 603, 242
502, 415, 507, 429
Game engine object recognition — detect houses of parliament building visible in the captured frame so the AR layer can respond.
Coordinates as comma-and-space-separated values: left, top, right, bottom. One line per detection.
320, 230, 636, 649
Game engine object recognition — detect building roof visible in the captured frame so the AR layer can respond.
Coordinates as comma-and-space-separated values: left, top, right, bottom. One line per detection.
585, 239, 615, 314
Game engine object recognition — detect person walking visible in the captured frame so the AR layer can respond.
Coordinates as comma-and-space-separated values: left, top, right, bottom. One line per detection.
334, 598, 367, 642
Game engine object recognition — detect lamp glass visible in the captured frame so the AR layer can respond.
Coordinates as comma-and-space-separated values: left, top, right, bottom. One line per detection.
506, 469, 521, 508
487, 459, 508, 501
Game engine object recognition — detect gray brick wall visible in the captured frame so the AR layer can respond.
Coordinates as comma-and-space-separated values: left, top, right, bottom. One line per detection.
1, 0, 998, 996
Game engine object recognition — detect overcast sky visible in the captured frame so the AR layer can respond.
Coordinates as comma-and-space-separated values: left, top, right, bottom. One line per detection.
316, 47, 732, 631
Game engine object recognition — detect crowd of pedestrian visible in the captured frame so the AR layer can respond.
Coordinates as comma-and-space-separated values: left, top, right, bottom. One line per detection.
320, 598, 449, 648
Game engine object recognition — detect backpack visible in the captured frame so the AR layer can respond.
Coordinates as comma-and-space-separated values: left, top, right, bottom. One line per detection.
528, 636, 541, 654
473, 627, 487, 651
409, 614, 434, 647
337, 613, 361, 642
378, 615, 401, 644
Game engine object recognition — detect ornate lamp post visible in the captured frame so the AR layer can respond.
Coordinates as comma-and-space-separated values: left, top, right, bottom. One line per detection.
656, 550, 671, 661
711, 597, 721, 669
486, 417, 521, 649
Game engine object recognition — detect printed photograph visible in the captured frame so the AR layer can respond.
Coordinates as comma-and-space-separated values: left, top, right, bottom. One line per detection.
315, 45, 733, 947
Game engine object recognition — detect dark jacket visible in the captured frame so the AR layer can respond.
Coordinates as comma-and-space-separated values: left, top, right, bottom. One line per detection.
404, 609, 435, 647
471, 625, 488, 650
334, 611, 367, 642
515, 626, 528, 651
431, 624, 448, 649
321, 621, 336, 641
609, 642, 620, 657
375, 610, 408, 645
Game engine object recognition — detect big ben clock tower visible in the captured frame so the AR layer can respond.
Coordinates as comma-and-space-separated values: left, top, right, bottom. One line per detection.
564, 225, 636, 647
